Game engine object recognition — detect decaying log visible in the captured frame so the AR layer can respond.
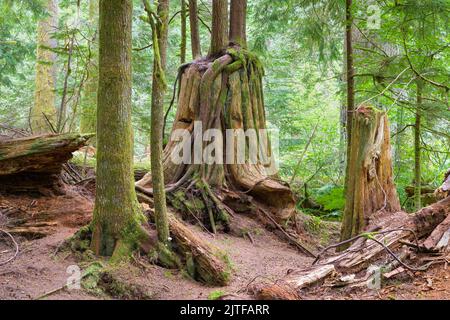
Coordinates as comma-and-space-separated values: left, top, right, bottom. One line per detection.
405, 185, 436, 197
167, 215, 232, 285
256, 197, 450, 299
0, 133, 92, 193
0, 133, 92, 175
142, 200, 231, 286
256, 284, 302, 300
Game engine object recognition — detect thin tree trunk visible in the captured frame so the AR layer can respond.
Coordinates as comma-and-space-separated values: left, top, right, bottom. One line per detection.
180, 0, 187, 63
144, 0, 171, 245
31, 0, 59, 134
80, 0, 98, 136
188, 0, 201, 59
229, 0, 247, 47
344, 0, 355, 192
414, 80, 423, 210
209, 0, 228, 56
57, 35, 74, 133
91, 0, 142, 259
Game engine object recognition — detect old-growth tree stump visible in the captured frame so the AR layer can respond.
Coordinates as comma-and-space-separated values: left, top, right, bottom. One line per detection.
341, 106, 400, 244
136, 48, 295, 231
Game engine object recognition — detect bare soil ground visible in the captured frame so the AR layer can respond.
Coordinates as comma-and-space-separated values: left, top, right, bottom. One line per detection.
1, 188, 449, 300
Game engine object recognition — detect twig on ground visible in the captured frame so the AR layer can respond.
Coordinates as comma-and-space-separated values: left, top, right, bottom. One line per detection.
259, 208, 316, 258
0, 229, 19, 266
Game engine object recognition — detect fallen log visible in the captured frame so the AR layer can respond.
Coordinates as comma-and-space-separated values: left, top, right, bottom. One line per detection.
0, 133, 92, 193
140, 197, 232, 286
256, 197, 450, 299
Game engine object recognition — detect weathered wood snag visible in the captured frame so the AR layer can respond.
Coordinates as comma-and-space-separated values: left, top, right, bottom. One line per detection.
341, 106, 400, 244
0, 133, 92, 193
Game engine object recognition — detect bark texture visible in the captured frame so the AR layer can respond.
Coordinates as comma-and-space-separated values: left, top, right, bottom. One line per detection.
209, 0, 228, 56
340, 107, 400, 243
180, 0, 187, 63
344, 0, 355, 194
414, 80, 423, 210
31, 0, 59, 134
91, 0, 143, 259
229, 0, 247, 47
144, 0, 171, 245
188, 0, 202, 59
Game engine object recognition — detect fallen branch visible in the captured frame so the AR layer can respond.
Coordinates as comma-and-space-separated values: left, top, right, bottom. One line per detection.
0, 229, 19, 266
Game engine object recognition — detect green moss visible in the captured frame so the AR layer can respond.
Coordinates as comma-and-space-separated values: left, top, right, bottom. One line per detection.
208, 290, 226, 300
157, 242, 182, 269
304, 215, 322, 235
81, 261, 106, 296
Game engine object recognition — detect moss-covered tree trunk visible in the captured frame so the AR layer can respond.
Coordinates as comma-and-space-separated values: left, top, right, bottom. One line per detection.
31, 0, 58, 134
188, 0, 201, 59
340, 106, 401, 244
143, 0, 171, 246
91, 0, 143, 260
80, 0, 98, 136
344, 0, 355, 194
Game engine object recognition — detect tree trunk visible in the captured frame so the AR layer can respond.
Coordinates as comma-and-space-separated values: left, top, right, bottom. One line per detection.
229, 0, 247, 47
80, 0, 98, 137
209, 0, 228, 56
31, 0, 59, 134
344, 0, 355, 194
340, 107, 401, 244
180, 0, 187, 64
91, 0, 143, 260
414, 80, 423, 210
188, 0, 202, 59
144, 0, 171, 245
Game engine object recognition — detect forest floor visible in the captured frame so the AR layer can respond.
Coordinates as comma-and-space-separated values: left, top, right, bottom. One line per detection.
1, 186, 449, 300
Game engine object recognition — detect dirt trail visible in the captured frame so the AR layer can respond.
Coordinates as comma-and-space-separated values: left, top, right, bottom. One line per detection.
1, 190, 449, 300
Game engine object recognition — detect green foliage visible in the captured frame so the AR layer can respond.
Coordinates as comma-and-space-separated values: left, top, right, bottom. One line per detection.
315, 185, 345, 212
